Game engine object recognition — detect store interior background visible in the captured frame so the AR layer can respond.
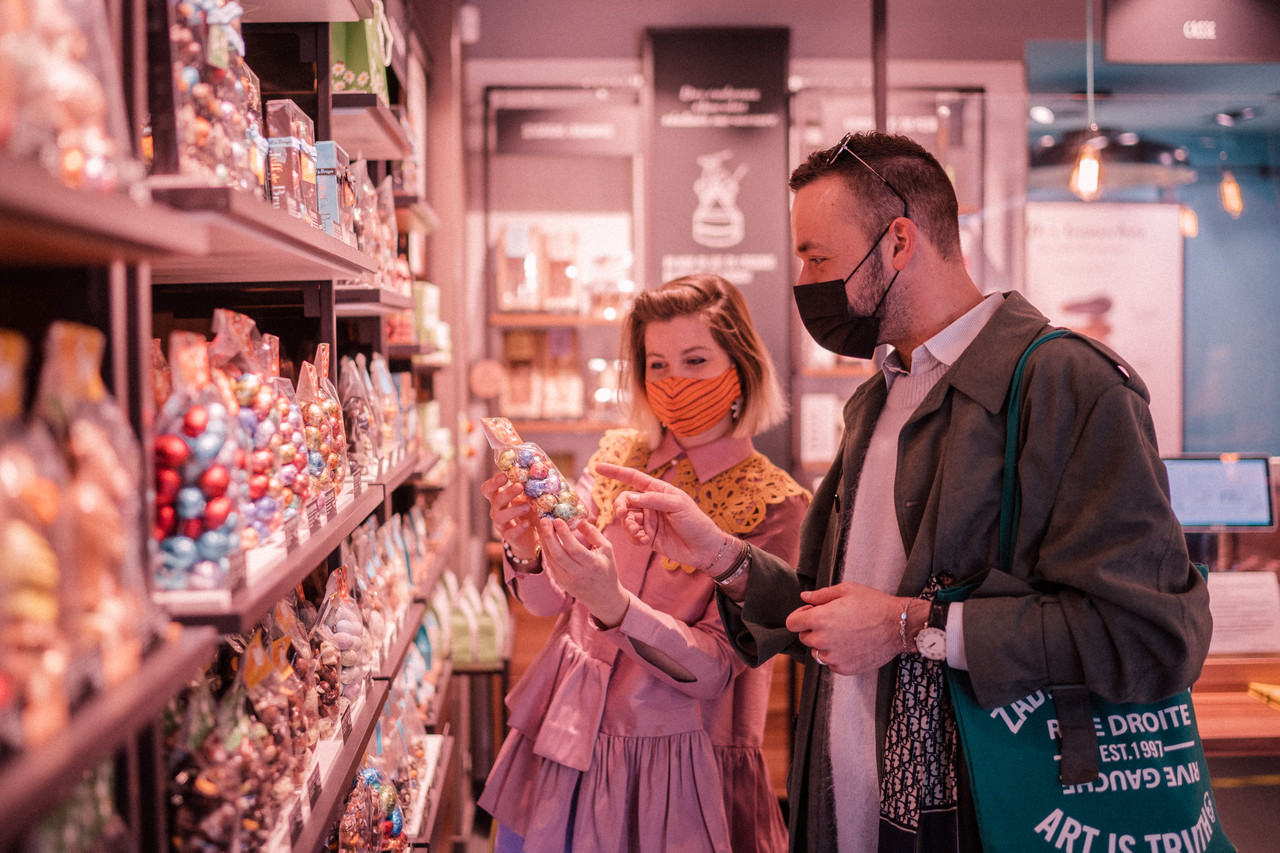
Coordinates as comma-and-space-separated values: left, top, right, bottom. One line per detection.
450, 2, 1280, 850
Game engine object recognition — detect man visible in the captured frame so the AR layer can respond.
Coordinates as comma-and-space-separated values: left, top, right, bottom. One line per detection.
592, 131, 1211, 852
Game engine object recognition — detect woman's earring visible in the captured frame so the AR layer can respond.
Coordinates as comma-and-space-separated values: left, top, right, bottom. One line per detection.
730, 398, 741, 420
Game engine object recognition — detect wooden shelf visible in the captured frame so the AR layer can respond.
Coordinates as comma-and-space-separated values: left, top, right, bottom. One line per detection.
511, 418, 625, 434
394, 192, 439, 235
489, 312, 622, 328
286, 680, 391, 853
386, 343, 451, 367
239, 0, 373, 22
331, 93, 414, 162
334, 285, 414, 315
155, 481, 386, 633
377, 601, 428, 680
148, 182, 377, 284
0, 158, 205, 265
0, 624, 219, 847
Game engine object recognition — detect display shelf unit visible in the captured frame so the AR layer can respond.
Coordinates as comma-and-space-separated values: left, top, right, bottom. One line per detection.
409, 732, 455, 845
0, 158, 205, 265
155, 480, 386, 633
335, 284, 416, 315
0, 0, 470, 846
510, 418, 624, 434
331, 92, 415, 162
377, 601, 428, 681
282, 680, 392, 853
239, 0, 374, 23
0, 624, 220, 848
488, 312, 623, 329
148, 184, 378, 284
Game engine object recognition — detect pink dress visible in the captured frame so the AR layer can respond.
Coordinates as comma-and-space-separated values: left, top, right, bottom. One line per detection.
478, 430, 809, 853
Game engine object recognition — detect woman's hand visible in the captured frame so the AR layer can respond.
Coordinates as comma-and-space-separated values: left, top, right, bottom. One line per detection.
593, 462, 731, 573
537, 517, 630, 628
481, 472, 540, 562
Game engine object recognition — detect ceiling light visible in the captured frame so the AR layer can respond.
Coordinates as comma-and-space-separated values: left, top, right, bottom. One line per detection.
1220, 169, 1243, 218
1029, 105, 1056, 125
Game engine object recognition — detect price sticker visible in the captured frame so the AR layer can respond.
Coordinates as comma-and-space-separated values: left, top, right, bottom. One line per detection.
290, 803, 304, 843
227, 551, 247, 594
308, 766, 322, 805
325, 487, 337, 521
307, 495, 321, 534
284, 515, 300, 552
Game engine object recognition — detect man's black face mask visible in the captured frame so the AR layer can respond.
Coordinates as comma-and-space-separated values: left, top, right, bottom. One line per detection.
793, 221, 898, 360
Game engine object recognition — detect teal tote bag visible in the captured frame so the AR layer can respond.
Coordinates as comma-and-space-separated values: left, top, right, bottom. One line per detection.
939, 330, 1235, 853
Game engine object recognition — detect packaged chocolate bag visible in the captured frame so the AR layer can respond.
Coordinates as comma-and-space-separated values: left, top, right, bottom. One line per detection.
480, 417, 586, 528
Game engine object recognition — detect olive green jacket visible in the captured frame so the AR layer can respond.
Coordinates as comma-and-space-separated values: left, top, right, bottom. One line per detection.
718, 290, 1212, 853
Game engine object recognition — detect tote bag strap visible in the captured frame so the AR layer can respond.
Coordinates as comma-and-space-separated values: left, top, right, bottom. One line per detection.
999, 328, 1104, 783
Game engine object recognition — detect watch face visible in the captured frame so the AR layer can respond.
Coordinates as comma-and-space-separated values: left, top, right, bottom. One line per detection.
915, 626, 947, 661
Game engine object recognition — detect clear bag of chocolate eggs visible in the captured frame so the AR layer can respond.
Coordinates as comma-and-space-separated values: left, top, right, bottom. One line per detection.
153, 330, 249, 591
480, 417, 588, 528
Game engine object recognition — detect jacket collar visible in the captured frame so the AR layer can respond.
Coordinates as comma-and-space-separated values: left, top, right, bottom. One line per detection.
917, 291, 1052, 417
645, 429, 756, 482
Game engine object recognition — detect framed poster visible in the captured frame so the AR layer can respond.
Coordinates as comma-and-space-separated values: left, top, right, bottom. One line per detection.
1024, 202, 1184, 453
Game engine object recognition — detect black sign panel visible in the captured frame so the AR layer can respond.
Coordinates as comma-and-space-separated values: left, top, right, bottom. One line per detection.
645, 27, 792, 467
495, 106, 638, 158
1105, 0, 1280, 63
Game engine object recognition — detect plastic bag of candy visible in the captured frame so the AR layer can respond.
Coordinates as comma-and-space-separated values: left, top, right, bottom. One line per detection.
152, 331, 248, 591
480, 417, 587, 527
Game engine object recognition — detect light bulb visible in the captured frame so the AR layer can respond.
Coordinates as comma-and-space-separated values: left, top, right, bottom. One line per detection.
1070, 144, 1102, 201
1219, 170, 1243, 219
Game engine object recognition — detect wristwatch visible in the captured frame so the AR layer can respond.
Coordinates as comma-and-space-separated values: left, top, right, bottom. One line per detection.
915, 600, 949, 661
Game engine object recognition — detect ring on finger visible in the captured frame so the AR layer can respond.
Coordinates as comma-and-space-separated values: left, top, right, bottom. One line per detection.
813, 650, 827, 666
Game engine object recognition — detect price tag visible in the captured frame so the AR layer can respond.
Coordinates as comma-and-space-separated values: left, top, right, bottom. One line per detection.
307, 495, 322, 534
308, 766, 322, 806
352, 467, 363, 498
289, 803, 304, 843
284, 515, 300, 552
325, 487, 337, 521
226, 551, 247, 594
340, 706, 354, 740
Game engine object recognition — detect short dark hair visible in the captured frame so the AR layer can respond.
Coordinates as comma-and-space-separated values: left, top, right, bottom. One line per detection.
622, 273, 787, 446
790, 132, 963, 261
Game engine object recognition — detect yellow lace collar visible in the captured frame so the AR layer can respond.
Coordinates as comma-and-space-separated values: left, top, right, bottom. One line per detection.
590, 429, 810, 573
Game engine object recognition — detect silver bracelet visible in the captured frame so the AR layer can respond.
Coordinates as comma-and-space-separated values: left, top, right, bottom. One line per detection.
713, 543, 751, 586
703, 536, 733, 576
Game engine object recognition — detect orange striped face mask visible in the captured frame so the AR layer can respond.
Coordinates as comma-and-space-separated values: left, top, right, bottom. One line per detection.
645, 367, 742, 437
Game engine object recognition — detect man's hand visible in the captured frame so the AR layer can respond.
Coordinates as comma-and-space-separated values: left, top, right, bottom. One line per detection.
593, 462, 731, 573
786, 582, 925, 675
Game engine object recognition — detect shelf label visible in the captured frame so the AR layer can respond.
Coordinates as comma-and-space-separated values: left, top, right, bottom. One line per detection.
308, 766, 322, 806
227, 550, 247, 594
307, 495, 322, 534
284, 514, 300, 552
290, 803, 305, 843
325, 487, 337, 522
352, 467, 363, 498
341, 705, 354, 740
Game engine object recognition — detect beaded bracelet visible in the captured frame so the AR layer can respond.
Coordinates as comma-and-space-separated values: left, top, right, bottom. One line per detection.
712, 540, 751, 586
502, 539, 541, 567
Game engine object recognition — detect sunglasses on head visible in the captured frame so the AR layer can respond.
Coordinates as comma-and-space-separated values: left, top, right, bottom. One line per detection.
825, 132, 910, 220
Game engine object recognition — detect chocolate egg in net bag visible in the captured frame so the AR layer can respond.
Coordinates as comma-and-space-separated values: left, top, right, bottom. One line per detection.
480, 417, 587, 528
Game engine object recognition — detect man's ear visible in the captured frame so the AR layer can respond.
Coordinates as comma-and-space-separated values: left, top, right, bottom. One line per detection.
888, 216, 918, 270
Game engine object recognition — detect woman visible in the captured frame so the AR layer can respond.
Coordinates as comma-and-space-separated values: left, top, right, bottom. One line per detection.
477, 274, 810, 853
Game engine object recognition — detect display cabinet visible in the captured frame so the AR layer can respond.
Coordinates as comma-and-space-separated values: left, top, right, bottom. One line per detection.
0, 0, 469, 848
478, 84, 641, 473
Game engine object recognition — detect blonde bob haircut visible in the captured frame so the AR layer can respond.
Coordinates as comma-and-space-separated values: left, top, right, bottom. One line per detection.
621, 273, 788, 448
